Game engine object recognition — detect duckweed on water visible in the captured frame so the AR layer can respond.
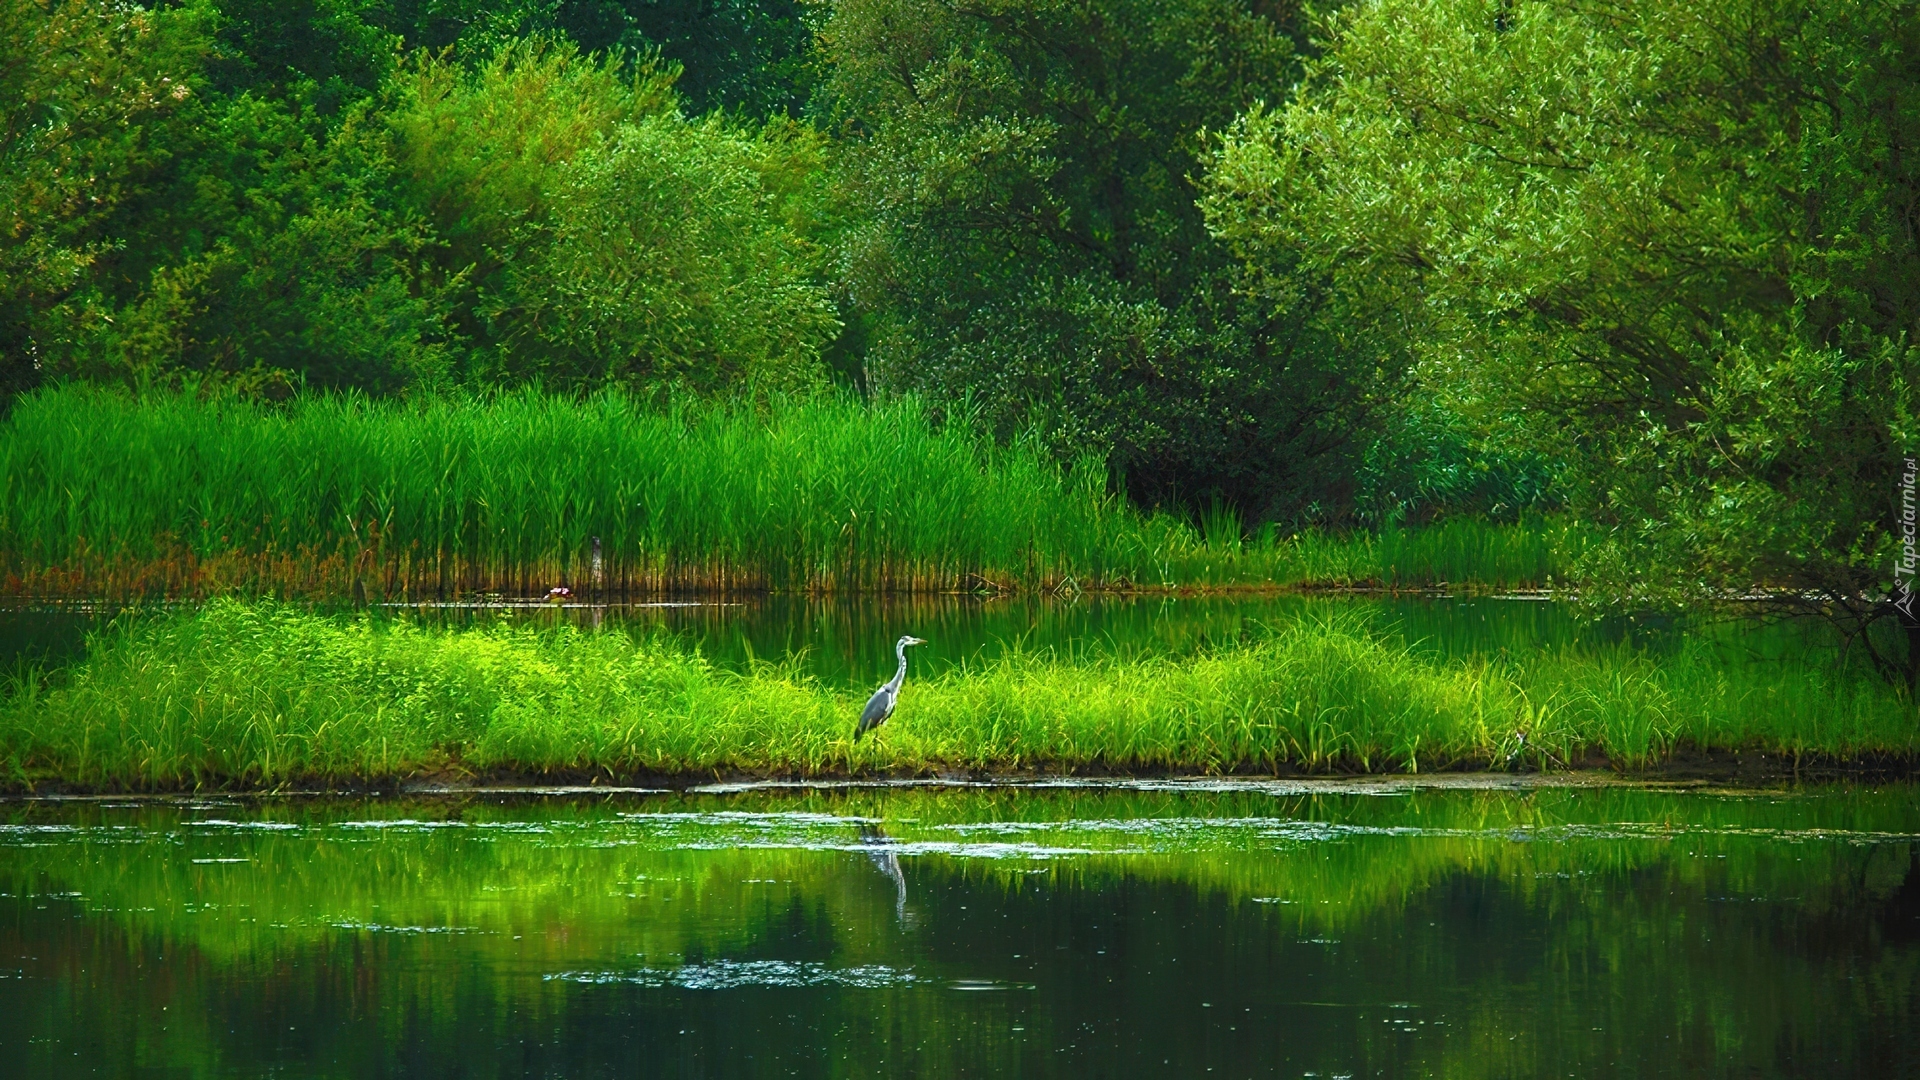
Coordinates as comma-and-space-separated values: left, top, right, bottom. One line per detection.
0, 601, 1912, 788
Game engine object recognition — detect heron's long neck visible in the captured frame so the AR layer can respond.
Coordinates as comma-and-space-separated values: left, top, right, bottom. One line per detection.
888, 644, 910, 689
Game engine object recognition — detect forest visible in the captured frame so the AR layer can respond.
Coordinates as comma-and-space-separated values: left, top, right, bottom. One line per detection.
3, 0, 1918, 680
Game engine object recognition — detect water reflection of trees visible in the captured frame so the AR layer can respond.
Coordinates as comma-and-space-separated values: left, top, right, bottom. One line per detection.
0, 787, 1914, 1077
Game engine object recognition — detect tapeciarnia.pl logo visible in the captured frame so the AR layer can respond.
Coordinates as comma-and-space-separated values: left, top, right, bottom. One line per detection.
1898, 456, 1918, 619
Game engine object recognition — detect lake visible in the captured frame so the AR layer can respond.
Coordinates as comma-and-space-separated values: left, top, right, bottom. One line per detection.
2, 781, 1915, 1077
0, 591, 1821, 691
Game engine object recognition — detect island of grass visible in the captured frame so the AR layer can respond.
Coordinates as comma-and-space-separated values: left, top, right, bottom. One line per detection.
3, 601, 1911, 792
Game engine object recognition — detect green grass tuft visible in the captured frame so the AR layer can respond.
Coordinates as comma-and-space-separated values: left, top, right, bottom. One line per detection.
2, 601, 1908, 788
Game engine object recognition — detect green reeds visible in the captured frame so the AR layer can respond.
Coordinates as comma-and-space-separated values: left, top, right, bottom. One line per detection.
1, 384, 1566, 597
3, 601, 1909, 788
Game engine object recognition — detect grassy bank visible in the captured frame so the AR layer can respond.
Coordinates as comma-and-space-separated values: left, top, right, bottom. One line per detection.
0, 386, 1567, 597
2, 602, 1910, 789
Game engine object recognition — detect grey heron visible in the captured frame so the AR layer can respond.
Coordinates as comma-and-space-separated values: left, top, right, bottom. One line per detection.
855, 635, 926, 740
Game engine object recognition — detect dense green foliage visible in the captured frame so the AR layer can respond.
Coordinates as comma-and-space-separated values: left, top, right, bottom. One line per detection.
820, 0, 1400, 519
1205, 0, 1920, 646
2, 601, 1909, 786
545, 0, 817, 118
386, 42, 836, 390
7, 0, 1917, 626
3, 1, 836, 398
0, 385, 1566, 594
0, 0, 209, 394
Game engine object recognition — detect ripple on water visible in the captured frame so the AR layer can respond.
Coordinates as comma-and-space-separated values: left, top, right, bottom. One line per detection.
330, 922, 487, 934
615, 811, 879, 827
546, 960, 923, 990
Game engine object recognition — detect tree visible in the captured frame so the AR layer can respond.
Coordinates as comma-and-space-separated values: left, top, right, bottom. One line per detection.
0, 0, 211, 396
7, 0, 472, 395
820, 0, 1401, 523
1206, 0, 1920, 679
389, 41, 837, 392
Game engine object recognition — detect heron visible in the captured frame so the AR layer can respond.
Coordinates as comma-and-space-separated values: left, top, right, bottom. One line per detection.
855, 635, 926, 740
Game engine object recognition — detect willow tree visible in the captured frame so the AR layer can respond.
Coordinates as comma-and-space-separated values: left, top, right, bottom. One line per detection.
1206, 0, 1920, 678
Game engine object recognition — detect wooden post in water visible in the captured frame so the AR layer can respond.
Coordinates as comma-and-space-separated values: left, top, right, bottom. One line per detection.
590, 536, 605, 600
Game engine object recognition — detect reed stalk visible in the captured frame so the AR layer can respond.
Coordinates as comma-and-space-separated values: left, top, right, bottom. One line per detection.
1, 385, 1569, 598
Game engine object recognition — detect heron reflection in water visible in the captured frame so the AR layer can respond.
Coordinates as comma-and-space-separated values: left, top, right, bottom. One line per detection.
855, 635, 926, 741
858, 823, 910, 924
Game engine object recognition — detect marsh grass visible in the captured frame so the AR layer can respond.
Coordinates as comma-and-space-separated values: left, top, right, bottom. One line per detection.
1, 386, 1564, 598
2, 601, 1908, 788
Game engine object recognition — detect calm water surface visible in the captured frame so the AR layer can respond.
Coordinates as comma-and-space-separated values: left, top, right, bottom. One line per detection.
2, 782, 1915, 1077
2, 592, 1809, 690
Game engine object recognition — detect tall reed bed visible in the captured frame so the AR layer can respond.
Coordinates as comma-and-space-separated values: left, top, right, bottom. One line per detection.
1, 385, 1565, 597
2, 602, 1908, 788
1169, 514, 1575, 591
